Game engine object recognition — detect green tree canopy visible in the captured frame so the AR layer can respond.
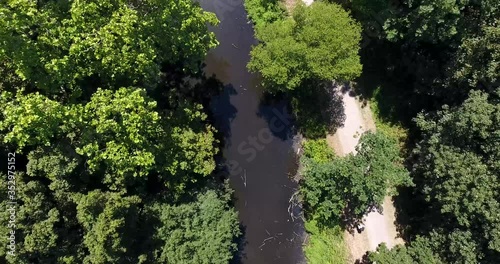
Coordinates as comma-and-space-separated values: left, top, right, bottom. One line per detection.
301, 132, 411, 226
248, 2, 362, 91
151, 190, 240, 264
384, 0, 499, 44
76, 191, 142, 263
450, 20, 500, 92
409, 89, 500, 263
0, 87, 217, 192
369, 237, 443, 264
0, 1, 239, 263
0, 0, 217, 97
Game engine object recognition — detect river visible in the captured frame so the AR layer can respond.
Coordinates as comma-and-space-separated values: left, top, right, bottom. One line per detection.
198, 1, 306, 263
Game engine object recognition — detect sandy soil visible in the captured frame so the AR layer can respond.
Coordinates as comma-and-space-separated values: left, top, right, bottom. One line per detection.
296, 0, 403, 262
327, 84, 403, 263
284, 0, 298, 13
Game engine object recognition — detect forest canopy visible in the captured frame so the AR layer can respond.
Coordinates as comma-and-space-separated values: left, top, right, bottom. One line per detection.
0, 0, 239, 263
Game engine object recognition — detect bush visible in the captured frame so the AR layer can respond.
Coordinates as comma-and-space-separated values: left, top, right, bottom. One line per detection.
302, 139, 335, 163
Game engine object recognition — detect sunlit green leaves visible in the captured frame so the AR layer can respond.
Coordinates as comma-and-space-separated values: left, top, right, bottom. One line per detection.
301, 132, 411, 225
0, 91, 66, 150
248, 2, 362, 91
0, 0, 218, 96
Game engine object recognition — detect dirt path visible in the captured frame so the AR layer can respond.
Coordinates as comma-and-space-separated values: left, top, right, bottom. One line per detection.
296, 0, 403, 262
326, 84, 403, 262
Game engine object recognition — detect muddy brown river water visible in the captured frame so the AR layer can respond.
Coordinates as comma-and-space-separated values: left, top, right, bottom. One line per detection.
198, 1, 306, 263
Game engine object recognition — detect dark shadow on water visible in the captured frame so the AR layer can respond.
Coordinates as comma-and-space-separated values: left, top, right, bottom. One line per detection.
212, 160, 248, 264
257, 93, 296, 141
230, 223, 248, 264
210, 83, 238, 146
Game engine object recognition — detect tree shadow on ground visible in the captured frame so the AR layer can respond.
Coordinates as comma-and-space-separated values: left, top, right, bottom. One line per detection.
341, 203, 383, 235
354, 251, 372, 264
290, 79, 345, 139
353, 40, 415, 126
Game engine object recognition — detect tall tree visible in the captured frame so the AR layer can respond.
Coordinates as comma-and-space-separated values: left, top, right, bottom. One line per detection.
384, 0, 498, 45
76, 191, 143, 263
248, 2, 362, 91
150, 190, 240, 264
0, 88, 218, 192
369, 236, 443, 264
409, 89, 500, 263
450, 20, 500, 92
301, 132, 411, 226
0, 0, 218, 97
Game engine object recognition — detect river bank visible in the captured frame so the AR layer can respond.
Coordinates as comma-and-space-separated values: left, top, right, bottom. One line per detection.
327, 84, 404, 263
199, 1, 306, 263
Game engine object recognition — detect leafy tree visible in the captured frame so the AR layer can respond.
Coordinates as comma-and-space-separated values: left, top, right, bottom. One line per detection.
409, 89, 500, 263
0, 91, 67, 150
302, 139, 335, 164
74, 88, 163, 189
245, 0, 284, 29
76, 191, 142, 264
0, 0, 218, 97
331, 0, 393, 26
0, 88, 218, 191
450, 20, 500, 92
248, 2, 362, 91
369, 236, 443, 264
0, 1, 239, 264
0, 172, 85, 264
151, 190, 240, 264
301, 132, 411, 226
384, 0, 499, 44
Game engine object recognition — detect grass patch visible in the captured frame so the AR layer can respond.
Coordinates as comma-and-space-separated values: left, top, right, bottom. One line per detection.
369, 86, 409, 152
304, 219, 348, 264
302, 138, 335, 163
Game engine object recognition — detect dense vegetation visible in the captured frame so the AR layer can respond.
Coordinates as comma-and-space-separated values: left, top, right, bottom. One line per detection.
246, 1, 362, 138
299, 133, 410, 263
354, 0, 500, 262
371, 89, 500, 263
247, 0, 499, 263
0, 1, 239, 263
0, 0, 498, 262
301, 133, 411, 227
248, 2, 362, 91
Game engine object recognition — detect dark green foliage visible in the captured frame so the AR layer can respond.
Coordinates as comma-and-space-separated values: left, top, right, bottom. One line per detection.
301, 132, 411, 226
385, 0, 499, 45
76, 191, 142, 263
369, 237, 443, 264
408, 89, 500, 263
151, 190, 240, 264
450, 21, 500, 92
0, 0, 239, 263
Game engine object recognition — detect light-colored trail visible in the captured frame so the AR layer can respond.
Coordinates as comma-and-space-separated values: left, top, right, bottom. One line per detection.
298, 0, 403, 262
327, 84, 403, 262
